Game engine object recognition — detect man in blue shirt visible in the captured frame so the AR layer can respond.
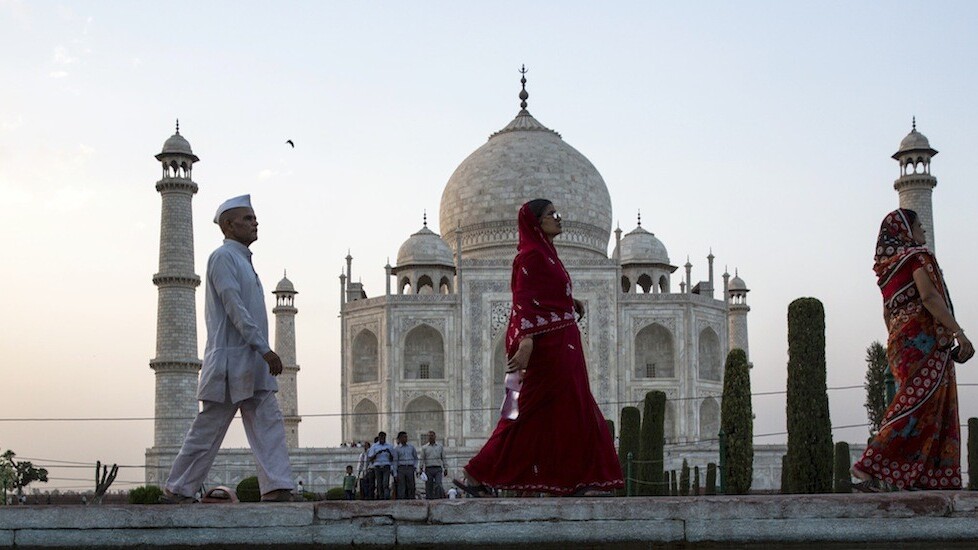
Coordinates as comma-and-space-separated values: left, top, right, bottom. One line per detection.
392, 431, 419, 500
367, 431, 394, 500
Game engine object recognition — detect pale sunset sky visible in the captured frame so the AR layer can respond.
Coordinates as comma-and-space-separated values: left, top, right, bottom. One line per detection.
2, 1, 977, 490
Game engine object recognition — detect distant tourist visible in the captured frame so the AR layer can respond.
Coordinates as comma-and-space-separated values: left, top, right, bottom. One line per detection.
454, 199, 624, 496
343, 465, 357, 500
357, 441, 374, 499
161, 195, 295, 504
420, 430, 447, 499
853, 209, 973, 491
368, 432, 395, 499
393, 431, 418, 500
447, 486, 459, 499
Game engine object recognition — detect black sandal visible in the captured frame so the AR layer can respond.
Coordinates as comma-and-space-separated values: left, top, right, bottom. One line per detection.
452, 478, 492, 498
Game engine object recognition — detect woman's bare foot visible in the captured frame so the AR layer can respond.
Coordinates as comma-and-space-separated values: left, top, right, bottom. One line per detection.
850, 467, 871, 482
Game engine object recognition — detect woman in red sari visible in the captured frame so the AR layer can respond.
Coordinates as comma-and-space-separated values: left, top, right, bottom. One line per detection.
457, 199, 624, 496
853, 208, 973, 491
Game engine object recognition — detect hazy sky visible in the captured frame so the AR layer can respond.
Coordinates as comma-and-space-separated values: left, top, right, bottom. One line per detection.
2, 1, 977, 491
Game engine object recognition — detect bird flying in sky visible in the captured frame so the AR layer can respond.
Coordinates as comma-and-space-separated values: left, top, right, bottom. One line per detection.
286, 139, 294, 148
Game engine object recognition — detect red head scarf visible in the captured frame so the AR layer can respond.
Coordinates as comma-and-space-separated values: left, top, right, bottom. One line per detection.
874, 208, 927, 283
504, 201, 577, 357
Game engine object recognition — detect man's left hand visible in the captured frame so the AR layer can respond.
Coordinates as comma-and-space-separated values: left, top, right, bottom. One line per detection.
263, 350, 284, 376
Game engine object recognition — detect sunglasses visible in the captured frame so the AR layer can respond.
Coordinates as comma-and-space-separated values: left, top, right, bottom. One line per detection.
543, 211, 561, 221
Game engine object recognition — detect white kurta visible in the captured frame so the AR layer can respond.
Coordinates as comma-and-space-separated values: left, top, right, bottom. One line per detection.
198, 239, 277, 404
165, 238, 293, 498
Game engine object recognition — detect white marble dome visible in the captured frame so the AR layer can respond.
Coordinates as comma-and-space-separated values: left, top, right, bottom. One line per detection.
275, 274, 296, 293
396, 225, 455, 268
439, 108, 612, 260
729, 274, 748, 292
616, 226, 670, 265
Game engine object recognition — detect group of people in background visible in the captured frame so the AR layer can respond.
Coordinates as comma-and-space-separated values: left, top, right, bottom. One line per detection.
349, 430, 453, 500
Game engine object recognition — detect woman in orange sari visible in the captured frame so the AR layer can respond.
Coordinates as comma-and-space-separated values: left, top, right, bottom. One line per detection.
455, 199, 624, 496
853, 208, 973, 491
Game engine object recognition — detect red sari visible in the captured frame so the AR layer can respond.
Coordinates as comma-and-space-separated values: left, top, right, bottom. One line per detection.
853, 209, 961, 490
464, 203, 624, 495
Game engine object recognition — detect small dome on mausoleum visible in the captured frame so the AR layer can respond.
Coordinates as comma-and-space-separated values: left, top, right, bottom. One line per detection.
616, 225, 670, 265
396, 224, 455, 268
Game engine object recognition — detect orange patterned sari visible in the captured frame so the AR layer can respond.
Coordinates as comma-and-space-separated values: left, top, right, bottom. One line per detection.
853, 209, 961, 489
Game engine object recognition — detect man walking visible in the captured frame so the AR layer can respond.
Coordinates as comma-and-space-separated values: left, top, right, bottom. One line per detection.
367, 432, 394, 500
162, 195, 294, 504
420, 430, 447, 499
392, 431, 418, 500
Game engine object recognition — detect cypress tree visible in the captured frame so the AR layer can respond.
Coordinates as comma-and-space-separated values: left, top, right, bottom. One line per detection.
618, 407, 641, 496
864, 341, 888, 435
638, 391, 666, 496
969, 418, 978, 491
720, 348, 753, 494
780, 454, 789, 494
785, 297, 833, 493
670, 470, 678, 496
833, 441, 852, 493
680, 459, 690, 496
705, 463, 717, 495
692, 465, 700, 496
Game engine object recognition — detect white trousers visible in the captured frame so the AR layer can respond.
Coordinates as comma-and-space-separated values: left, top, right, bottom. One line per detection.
165, 390, 294, 498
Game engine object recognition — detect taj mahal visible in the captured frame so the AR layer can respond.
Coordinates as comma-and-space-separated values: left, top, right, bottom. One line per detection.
144, 75, 942, 493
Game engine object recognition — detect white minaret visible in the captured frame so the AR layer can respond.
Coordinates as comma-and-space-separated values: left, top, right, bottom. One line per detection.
272, 271, 301, 447
727, 269, 750, 360
893, 118, 939, 251
147, 121, 202, 481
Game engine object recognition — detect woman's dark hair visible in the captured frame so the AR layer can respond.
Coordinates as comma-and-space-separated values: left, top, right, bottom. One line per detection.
525, 198, 552, 220
902, 208, 918, 226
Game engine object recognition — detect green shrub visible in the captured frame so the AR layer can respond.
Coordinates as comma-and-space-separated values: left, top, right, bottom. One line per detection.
638, 391, 666, 496
236, 476, 260, 503
721, 348, 754, 495
679, 460, 690, 496
705, 463, 717, 495
325, 487, 345, 500
785, 298, 833, 494
669, 470, 678, 496
833, 441, 852, 493
128, 485, 163, 504
618, 406, 641, 496
692, 466, 700, 496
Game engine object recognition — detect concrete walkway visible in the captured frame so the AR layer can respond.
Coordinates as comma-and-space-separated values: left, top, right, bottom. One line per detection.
1, 492, 977, 548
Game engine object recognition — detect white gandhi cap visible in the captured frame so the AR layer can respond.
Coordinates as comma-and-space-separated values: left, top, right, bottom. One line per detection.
214, 194, 252, 224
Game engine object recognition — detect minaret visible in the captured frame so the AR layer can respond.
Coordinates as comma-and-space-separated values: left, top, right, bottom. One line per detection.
273, 271, 301, 447
148, 121, 202, 478
893, 117, 939, 251
727, 269, 750, 360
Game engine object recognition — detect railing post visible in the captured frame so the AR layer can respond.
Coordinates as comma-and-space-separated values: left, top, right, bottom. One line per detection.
718, 428, 726, 495
626, 452, 634, 497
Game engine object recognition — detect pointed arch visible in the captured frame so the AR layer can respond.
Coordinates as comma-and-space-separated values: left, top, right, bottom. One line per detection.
636, 273, 653, 294
635, 323, 675, 378
352, 399, 378, 443
658, 275, 669, 293
439, 276, 452, 294
403, 324, 444, 379
352, 330, 379, 383
399, 277, 412, 295
404, 396, 445, 444
417, 275, 434, 294
621, 276, 631, 294
698, 327, 721, 381
699, 397, 720, 441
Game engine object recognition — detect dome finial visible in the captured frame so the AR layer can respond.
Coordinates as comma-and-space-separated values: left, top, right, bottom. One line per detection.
175, 118, 180, 135
519, 64, 529, 111
423, 209, 428, 227
912, 116, 916, 131
637, 210, 642, 227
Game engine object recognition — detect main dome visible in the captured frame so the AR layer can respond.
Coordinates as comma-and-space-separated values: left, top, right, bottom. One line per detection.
439, 108, 612, 261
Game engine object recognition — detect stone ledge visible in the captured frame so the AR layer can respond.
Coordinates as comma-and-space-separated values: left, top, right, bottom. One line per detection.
2, 492, 977, 547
